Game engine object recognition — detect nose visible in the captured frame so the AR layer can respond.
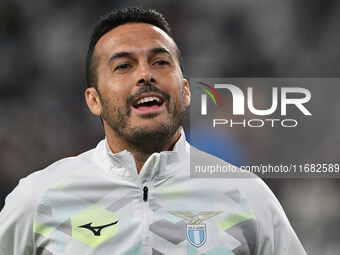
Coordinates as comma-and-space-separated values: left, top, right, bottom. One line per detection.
137, 61, 156, 86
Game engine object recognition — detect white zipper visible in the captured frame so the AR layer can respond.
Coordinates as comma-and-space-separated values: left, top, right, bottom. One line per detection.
138, 154, 159, 254
141, 184, 151, 254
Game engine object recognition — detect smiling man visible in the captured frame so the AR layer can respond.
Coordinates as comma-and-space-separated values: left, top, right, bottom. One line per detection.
0, 7, 306, 255
85, 20, 190, 172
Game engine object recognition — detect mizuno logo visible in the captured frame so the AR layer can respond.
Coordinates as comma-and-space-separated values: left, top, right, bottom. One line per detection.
78, 221, 119, 236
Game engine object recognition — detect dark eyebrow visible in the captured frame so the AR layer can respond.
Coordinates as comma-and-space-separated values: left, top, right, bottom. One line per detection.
108, 48, 172, 65
108, 52, 132, 64
150, 47, 172, 57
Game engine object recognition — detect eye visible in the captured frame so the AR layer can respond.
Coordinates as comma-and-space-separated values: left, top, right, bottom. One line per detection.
155, 60, 170, 66
115, 63, 130, 70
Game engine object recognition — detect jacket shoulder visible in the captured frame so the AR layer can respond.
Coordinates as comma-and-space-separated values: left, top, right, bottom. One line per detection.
189, 145, 258, 178
5, 148, 96, 211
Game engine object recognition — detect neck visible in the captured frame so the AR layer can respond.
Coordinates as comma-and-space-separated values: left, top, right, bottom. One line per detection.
105, 127, 182, 173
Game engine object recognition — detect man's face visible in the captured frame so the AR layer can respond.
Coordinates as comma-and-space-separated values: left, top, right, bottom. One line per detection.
88, 23, 190, 150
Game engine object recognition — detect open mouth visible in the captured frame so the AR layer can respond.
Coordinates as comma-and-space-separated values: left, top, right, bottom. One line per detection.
132, 94, 164, 113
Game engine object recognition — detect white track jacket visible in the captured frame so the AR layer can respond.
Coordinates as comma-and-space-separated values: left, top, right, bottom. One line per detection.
0, 132, 306, 255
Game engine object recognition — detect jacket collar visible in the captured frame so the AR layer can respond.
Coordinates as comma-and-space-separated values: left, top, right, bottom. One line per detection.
92, 129, 189, 182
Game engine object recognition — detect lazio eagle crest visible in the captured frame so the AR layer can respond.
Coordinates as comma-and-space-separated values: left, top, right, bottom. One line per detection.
169, 211, 222, 248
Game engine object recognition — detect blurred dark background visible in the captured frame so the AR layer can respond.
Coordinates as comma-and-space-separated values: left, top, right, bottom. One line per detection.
1, 0, 340, 254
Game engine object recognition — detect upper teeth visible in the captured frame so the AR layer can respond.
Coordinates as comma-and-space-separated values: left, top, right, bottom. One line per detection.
136, 96, 160, 105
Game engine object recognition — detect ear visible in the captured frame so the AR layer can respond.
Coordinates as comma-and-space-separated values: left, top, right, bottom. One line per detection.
183, 79, 191, 107
85, 87, 102, 116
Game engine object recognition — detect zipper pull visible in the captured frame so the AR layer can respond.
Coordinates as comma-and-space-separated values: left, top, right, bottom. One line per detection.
143, 186, 148, 202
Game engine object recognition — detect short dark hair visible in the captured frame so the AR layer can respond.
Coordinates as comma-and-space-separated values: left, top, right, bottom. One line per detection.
86, 7, 184, 88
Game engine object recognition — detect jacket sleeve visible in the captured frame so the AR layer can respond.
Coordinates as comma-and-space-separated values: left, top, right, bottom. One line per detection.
0, 178, 36, 255
244, 179, 307, 255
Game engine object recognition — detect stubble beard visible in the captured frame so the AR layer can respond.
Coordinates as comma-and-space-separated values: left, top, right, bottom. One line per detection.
99, 84, 186, 155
